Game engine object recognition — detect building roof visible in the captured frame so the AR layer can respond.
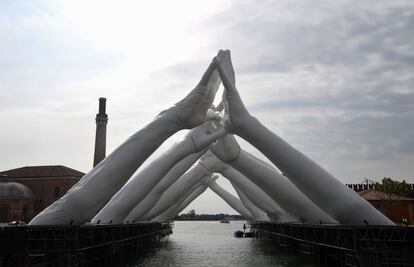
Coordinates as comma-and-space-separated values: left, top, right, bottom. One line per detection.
359, 189, 414, 201
0, 165, 84, 179
0, 182, 36, 198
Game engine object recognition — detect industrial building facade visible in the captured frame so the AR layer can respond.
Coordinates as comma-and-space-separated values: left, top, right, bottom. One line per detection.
0, 165, 83, 222
0, 98, 107, 223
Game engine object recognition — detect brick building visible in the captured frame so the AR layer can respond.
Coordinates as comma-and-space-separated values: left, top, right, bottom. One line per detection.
358, 189, 414, 225
0, 98, 106, 223
0, 165, 84, 222
346, 183, 414, 225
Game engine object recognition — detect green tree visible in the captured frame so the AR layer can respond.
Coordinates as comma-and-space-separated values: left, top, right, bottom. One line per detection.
187, 209, 196, 218
374, 177, 410, 215
375, 177, 410, 198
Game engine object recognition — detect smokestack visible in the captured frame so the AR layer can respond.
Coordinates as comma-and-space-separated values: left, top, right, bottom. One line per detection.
93, 97, 108, 167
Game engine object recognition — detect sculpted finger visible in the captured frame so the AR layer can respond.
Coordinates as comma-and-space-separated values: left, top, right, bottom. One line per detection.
216, 101, 224, 112
206, 70, 220, 98
210, 174, 219, 182
206, 109, 222, 121
208, 180, 218, 188
207, 127, 227, 142
217, 50, 235, 85
216, 59, 238, 96
198, 59, 218, 87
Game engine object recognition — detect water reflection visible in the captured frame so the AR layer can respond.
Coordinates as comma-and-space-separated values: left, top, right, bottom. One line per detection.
121, 221, 317, 267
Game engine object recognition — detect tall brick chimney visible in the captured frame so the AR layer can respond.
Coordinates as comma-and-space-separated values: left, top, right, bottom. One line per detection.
93, 97, 108, 167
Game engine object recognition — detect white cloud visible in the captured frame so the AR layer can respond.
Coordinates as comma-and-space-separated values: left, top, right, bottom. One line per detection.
1, 0, 414, 214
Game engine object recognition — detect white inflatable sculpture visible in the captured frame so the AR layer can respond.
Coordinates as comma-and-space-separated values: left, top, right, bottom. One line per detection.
154, 177, 214, 221
199, 152, 293, 222
214, 50, 394, 225
92, 121, 224, 224
134, 162, 212, 221
151, 175, 215, 222
172, 185, 209, 218
210, 135, 336, 223
221, 165, 294, 222
232, 184, 269, 221
208, 180, 253, 219
29, 53, 225, 225
124, 151, 205, 222
31, 49, 393, 226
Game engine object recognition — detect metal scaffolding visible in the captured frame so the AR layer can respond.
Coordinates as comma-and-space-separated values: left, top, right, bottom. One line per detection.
0, 222, 173, 266
251, 222, 414, 267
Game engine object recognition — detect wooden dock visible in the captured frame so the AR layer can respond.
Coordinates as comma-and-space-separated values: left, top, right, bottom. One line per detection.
0, 222, 173, 266
251, 221, 414, 267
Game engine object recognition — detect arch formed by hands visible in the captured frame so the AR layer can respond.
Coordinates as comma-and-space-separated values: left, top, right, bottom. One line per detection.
30, 50, 393, 226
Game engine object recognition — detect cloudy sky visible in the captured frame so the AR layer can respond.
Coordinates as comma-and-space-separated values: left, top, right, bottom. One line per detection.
1, 0, 413, 214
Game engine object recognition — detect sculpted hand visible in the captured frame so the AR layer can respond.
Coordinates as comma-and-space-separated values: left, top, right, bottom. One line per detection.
202, 174, 219, 186
214, 50, 251, 134
160, 55, 221, 129
209, 134, 241, 163
206, 108, 222, 121
199, 151, 228, 173
185, 121, 226, 152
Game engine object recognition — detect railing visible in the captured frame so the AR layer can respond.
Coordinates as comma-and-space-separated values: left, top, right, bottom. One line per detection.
0, 222, 173, 266
251, 222, 414, 267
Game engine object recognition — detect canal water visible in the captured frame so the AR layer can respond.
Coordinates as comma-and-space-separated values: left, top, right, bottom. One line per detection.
129, 221, 317, 267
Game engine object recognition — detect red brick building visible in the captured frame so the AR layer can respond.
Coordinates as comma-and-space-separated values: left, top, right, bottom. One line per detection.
358, 189, 414, 225
0, 165, 84, 223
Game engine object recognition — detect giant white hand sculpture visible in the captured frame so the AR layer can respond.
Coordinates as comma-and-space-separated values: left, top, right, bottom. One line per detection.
199, 152, 292, 222
208, 180, 253, 220
215, 50, 393, 225
92, 121, 224, 224
137, 160, 213, 221
222, 166, 296, 222
232, 184, 269, 221
124, 151, 205, 223
151, 175, 217, 222
210, 134, 336, 223
29, 55, 222, 225
171, 185, 208, 219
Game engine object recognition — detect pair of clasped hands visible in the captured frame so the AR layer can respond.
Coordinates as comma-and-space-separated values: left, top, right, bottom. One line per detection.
168, 50, 248, 174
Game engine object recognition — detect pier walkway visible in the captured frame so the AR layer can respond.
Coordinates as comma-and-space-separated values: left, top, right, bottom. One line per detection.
0, 222, 172, 266
251, 222, 414, 266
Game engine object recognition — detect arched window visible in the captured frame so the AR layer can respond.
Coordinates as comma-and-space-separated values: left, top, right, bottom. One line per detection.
0, 207, 8, 222
22, 207, 28, 221
54, 187, 60, 198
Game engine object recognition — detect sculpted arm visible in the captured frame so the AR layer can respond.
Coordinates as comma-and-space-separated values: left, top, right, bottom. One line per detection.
92, 121, 224, 224
172, 186, 208, 219
124, 150, 205, 223
215, 51, 393, 225
208, 181, 253, 219
29, 55, 222, 225
232, 184, 269, 221
211, 135, 336, 223
151, 176, 217, 222
221, 166, 295, 222
139, 163, 211, 221
199, 152, 293, 222
151, 176, 214, 222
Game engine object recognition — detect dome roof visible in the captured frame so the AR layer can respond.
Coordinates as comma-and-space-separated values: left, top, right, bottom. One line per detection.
0, 182, 35, 198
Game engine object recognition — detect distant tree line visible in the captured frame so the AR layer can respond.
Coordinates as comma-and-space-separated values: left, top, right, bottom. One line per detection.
174, 209, 246, 221
375, 177, 414, 198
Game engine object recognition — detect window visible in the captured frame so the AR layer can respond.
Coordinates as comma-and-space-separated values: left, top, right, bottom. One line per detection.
54, 187, 60, 198
0, 207, 8, 222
